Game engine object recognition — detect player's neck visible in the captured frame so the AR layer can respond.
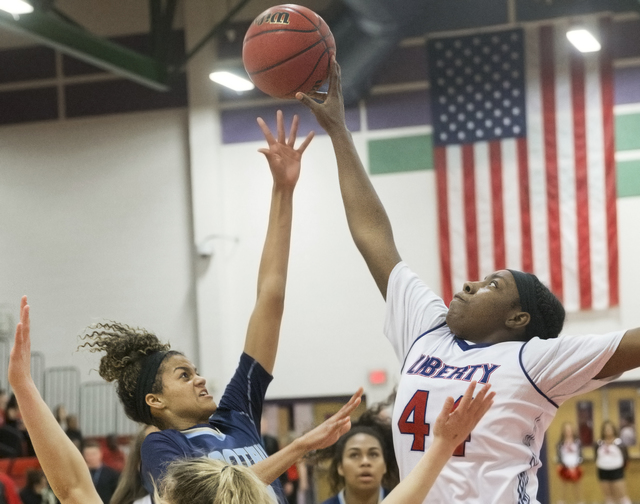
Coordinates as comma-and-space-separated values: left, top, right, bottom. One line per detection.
343, 487, 382, 504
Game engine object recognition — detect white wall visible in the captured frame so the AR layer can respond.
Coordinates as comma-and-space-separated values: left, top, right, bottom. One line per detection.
1, 109, 639, 405
214, 127, 640, 403
0, 108, 198, 384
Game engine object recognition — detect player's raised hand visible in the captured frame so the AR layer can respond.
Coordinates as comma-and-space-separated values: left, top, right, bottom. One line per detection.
9, 296, 33, 391
433, 382, 495, 450
296, 56, 347, 134
299, 387, 363, 451
257, 110, 314, 189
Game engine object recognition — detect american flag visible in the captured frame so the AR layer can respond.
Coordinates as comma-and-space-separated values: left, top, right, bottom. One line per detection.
428, 19, 617, 312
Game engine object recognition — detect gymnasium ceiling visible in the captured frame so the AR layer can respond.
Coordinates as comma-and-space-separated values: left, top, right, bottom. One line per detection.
0, 0, 639, 104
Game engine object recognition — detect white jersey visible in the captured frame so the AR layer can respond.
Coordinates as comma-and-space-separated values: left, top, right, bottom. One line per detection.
385, 262, 624, 504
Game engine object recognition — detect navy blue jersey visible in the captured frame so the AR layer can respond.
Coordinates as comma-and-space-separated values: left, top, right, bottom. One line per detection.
141, 353, 285, 503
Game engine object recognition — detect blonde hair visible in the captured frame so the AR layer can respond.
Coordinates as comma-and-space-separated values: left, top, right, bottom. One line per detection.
155, 458, 274, 504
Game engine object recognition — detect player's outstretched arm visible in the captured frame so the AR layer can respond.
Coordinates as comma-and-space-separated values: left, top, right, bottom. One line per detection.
382, 382, 495, 504
243, 111, 314, 374
297, 57, 401, 299
251, 388, 363, 485
595, 328, 640, 379
8, 297, 102, 504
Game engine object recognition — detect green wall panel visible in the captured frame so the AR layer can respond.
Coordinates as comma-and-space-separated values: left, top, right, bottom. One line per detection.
615, 113, 640, 152
617, 159, 640, 198
368, 135, 433, 175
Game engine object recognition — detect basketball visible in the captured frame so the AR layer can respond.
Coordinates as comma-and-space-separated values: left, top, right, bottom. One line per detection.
242, 4, 335, 99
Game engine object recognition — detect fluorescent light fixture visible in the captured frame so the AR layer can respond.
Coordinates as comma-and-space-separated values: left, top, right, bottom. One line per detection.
0, 0, 34, 14
566, 28, 601, 53
209, 71, 254, 92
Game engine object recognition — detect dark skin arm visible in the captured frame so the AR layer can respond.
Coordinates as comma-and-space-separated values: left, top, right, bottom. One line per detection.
594, 328, 640, 379
297, 57, 401, 298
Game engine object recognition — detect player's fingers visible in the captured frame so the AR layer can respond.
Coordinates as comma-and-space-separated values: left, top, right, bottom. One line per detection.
297, 130, 315, 154
257, 117, 276, 145
335, 388, 363, 418
467, 384, 491, 415
276, 110, 286, 144
437, 396, 455, 423
457, 381, 477, 411
14, 321, 22, 344
296, 92, 321, 110
329, 56, 343, 96
23, 305, 30, 339
287, 114, 299, 147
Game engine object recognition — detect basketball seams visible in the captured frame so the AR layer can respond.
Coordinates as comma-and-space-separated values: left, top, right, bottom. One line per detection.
286, 5, 320, 29
248, 35, 329, 75
289, 48, 331, 97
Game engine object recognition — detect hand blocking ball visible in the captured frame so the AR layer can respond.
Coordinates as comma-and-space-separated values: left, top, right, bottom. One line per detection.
242, 4, 335, 99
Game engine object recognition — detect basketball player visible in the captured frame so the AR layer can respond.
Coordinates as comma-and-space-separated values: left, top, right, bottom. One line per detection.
297, 57, 640, 503
80, 110, 314, 504
10, 296, 493, 504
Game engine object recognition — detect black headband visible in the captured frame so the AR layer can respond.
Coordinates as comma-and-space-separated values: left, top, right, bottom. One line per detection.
507, 269, 546, 340
134, 351, 169, 425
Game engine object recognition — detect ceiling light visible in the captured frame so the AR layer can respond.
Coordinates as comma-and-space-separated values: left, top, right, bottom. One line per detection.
209, 71, 254, 92
0, 0, 33, 14
566, 28, 601, 53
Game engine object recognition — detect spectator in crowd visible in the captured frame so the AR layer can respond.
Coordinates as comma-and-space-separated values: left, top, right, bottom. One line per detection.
595, 420, 631, 504
0, 394, 26, 458
0, 389, 9, 427
4, 394, 34, 456
556, 422, 584, 504
83, 439, 120, 504
619, 416, 636, 448
0, 470, 22, 504
19, 469, 56, 504
65, 415, 83, 451
261, 416, 280, 457
102, 434, 126, 472
111, 426, 157, 504
54, 406, 67, 431
316, 407, 400, 504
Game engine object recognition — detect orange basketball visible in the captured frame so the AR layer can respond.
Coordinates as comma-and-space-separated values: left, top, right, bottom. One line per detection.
242, 4, 336, 99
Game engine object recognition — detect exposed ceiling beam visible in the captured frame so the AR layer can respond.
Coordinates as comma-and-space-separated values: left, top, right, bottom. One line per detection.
0, 9, 170, 91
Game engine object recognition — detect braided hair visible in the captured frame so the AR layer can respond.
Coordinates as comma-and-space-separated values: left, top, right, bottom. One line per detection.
533, 280, 565, 340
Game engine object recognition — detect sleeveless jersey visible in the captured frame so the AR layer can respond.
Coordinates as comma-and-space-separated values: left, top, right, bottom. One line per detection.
385, 262, 624, 504
141, 352, 285, 503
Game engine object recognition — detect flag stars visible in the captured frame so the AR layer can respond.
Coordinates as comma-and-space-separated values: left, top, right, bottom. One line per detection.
430, 29, 526, 145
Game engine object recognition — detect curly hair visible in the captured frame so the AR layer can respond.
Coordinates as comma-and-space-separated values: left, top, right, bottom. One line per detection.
533, 280, 565, 340
79, 322, 178, 425
315, 406, 399, 494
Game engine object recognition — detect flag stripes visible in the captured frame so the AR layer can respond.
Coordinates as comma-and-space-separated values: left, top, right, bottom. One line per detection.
431, 20, 618, 312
